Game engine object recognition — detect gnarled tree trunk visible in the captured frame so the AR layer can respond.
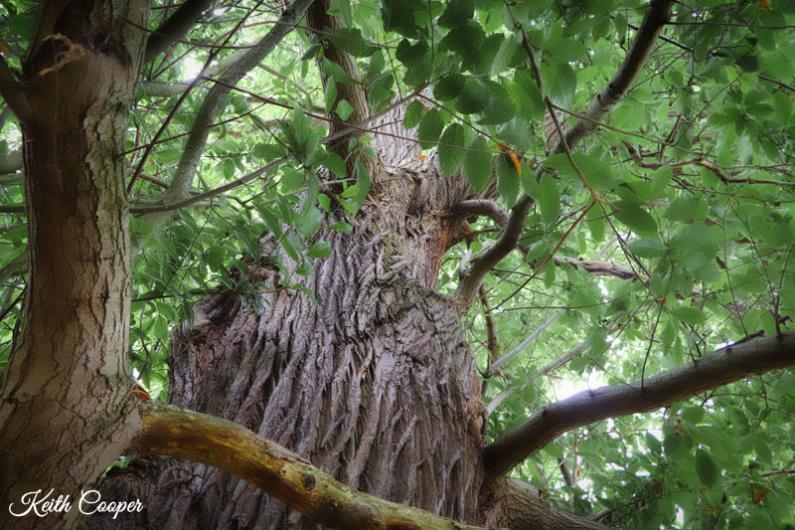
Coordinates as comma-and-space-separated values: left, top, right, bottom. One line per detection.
93, 161, 489, 528
0, 2, 148, 529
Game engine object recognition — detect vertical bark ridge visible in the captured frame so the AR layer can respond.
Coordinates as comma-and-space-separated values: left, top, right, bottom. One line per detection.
93, 167, 485, 529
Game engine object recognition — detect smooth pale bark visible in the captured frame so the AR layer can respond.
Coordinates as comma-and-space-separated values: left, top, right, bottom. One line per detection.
0, 2, 148, 529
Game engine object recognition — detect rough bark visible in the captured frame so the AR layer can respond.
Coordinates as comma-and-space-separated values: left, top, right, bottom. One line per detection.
481, 479, 608, 530
0, 2, 148, 529
92, 161, 487, 529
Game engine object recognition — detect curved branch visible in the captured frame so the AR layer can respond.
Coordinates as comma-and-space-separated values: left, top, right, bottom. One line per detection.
133, 402, 497, 530
456, 194, 534, 307
483, 331, 795, 479
144, 0, 216, 63
451, 199, 509, 228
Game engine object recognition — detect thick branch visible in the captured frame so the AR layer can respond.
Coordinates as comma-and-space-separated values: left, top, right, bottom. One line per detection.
144, 0, 216, 62
133, 402, 497, 530
483, 331, 795, 479
482, 478, 609, 530
457, 194, 534, 307
451, 199, 509, 228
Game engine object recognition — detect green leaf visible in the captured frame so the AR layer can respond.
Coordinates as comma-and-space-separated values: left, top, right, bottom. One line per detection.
395, 39, 428, 65
433, 74, 466, 101
403, 101, 424, 129
438, 123, 466, 176
535, 175, 561, 225
327, 28, 376, 57
664, 196, 703, 222
628, 237, 666, 258
417, 109, 444, 148
496, 156, 519, 207
308, 240, 332, 259
672, 306, 705, 325
510, 71, 545, 121
455, 77, 488, 114
440, 23, 485, 66
695, 448, 719, 487
336, 99, 354, 121
438, 0, 474, 28
612, 201, 657, 234
464, 136, 492, 192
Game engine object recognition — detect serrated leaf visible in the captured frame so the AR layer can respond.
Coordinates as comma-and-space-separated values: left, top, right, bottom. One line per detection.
438, 0, 474, 28
695, 449, 719, 487
417, 109, 444, 148
308, 240, 332, 259
336, 99, 354, 121
612, 200, 657, 234
464, 136, 492, 192
628, 237, 666, 258
438, 123, 466, 176
455, 77, 488, 114
672, 306, 705, 325
535, 175, 561, 224
433, 74, 465, 101
440, 23, 484, 65
403, 100, 424, 129
496, 156, 519, 207
327, 28, 377, 57
395, 39, 428, 65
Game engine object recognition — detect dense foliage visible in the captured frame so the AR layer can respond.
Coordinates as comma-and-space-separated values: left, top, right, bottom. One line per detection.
1, 0, 794, 528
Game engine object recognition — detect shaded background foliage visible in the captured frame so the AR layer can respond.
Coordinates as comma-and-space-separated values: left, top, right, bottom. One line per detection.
1, 0, 794, 527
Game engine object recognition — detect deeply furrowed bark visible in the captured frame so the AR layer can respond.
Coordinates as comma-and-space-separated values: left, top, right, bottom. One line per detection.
92, 161, 487, 529
0, 2, 148, 529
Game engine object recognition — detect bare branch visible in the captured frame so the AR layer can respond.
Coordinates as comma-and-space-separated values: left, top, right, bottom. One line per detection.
456, 194, 534, 307
0, 57, 32, 124
0, 150, 22, 175
144, 0, 216, 63
555, 256, 644, 281
559, 0, 674, 151
131, 157, 286, 214
133, 402, 498, 530
451, 199, 509, 227
488, 310, 563, 376
154, 0, 312, 208
483, 331, 795, 479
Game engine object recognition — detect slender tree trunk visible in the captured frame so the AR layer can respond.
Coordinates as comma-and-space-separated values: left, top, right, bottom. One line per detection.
0, 2, 147, 528
92, 162, 488, 529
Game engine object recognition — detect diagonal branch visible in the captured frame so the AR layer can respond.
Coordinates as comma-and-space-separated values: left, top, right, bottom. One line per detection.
133, 402, 498, 530
454, 0, 674, 309
144, 0, 216, 63
559, 0, 673, 150
482, 330, 795, 479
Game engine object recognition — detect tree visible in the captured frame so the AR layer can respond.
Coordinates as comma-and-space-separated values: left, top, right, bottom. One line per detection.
0, 0, 794, 528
